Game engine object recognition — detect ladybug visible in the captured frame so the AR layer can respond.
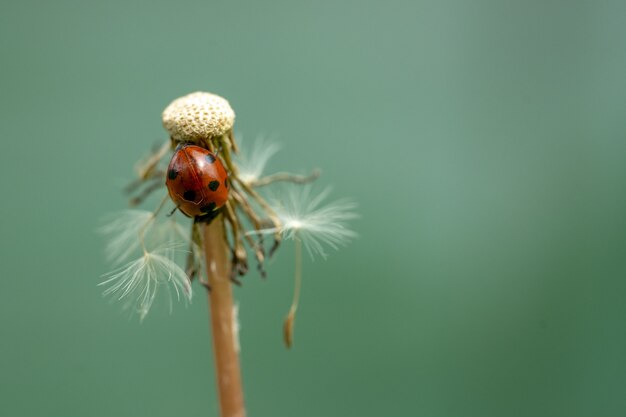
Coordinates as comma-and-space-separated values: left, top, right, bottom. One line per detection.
165, 143, 229, 221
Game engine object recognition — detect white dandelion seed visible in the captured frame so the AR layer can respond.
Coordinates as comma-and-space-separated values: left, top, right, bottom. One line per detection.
256, 186, 357, 347
149, 215, 200, 264
98, 210, 154, 264
149, 216, 190, 245
267, 186, 358, 259
99, 250, 192, 321
235, 135, 281, 184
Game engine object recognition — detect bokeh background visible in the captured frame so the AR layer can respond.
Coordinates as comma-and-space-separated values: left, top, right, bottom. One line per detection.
1, 0, 626, 416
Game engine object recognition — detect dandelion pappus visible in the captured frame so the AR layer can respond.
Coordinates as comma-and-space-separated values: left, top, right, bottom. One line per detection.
166, 143, 229, 221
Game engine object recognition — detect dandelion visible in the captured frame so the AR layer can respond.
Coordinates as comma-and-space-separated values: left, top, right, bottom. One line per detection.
99, 250, 192, 321
100, 90, 356, 417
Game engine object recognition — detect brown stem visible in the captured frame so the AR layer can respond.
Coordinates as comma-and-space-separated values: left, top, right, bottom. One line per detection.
203, 215, 246, 417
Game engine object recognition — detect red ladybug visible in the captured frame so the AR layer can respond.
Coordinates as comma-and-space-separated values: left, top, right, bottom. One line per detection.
165, 144, 229, 220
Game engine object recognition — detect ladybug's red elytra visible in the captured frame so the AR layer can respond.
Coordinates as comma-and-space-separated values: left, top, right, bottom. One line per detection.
165, 144, 229, 220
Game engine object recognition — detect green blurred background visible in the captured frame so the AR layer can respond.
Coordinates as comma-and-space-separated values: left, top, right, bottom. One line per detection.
1, 0, 626, 416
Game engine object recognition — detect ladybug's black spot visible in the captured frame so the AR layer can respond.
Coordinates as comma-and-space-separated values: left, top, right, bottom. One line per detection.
183, 190, 196, 201
168, 169, 178, 180
208, 180, 220, 191
205, 154, 216, 164
200, 202, 217, 213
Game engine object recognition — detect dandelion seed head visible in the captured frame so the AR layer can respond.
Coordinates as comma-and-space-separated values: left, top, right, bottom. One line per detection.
100, 251, 192, 321
162, 92, 235, 143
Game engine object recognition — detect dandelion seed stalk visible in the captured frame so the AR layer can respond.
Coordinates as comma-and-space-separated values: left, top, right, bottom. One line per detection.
203, 215, 246, 417
283, 236, 302, 348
